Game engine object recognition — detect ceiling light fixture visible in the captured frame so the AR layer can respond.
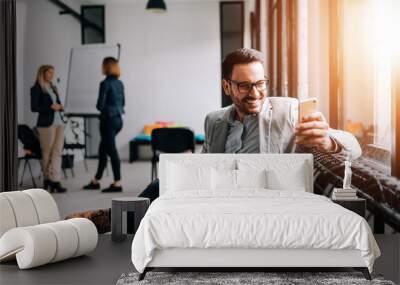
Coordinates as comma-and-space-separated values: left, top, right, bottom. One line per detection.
146, 0, 167, 12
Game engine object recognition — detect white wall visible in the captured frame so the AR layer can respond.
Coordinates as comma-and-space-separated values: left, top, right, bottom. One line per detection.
105, 1, 221, 158
17, 0, 221, 160
17, 0, 81, 126
16, 0, 81, 179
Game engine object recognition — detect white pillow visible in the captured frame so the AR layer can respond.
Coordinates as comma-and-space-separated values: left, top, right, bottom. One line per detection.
236, 169, 268, 189
167, 159, 236, 171
237, 158, 309, 192
266, 162, 307, 191
211, 169, 268, 190
167, 162, 212, 191
237, 159, 270, 171
211, 168, 236, 190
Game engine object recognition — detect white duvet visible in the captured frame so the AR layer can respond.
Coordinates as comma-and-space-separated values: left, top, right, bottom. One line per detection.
131, 190, 380, 273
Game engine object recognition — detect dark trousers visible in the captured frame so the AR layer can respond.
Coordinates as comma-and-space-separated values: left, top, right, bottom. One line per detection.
95, 116, 123, 181
138, 179, 160, 203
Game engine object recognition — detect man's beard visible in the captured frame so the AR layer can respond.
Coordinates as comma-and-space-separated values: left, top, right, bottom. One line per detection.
231, 95, 265, 116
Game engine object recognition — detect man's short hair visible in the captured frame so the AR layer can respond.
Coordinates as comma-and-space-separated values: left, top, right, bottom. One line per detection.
222, 48, 264, 80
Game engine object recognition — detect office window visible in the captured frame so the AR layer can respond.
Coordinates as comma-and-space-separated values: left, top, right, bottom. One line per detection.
81, 5, 105, 44
79, 6, 105, 156
334, 0, 395, 173
220, 1, 244, 107
266, 0, 299, 98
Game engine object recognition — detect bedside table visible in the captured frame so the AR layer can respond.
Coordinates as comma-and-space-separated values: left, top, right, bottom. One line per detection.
332, 198, 366, 218
111, 197, 150, 242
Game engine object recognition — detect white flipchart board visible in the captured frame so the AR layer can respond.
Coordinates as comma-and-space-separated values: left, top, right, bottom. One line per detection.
65, 44, 120, 115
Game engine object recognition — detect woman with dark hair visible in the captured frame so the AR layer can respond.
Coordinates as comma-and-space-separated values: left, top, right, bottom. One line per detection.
83, 57, 125, 192
31, 65, 67, 193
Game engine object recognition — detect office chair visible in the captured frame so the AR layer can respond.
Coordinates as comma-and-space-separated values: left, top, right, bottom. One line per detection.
63, 118, 89, 178
150, 128, 195, 181
17, 125, 42, 187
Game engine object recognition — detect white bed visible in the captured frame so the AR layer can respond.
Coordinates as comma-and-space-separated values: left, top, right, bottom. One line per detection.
131, 154, 380, 280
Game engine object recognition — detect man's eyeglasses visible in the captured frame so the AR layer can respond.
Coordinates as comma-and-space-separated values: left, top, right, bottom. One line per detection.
227, 77, 269, 94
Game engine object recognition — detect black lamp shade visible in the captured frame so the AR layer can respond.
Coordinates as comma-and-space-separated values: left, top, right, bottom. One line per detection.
146, 0, 167, 12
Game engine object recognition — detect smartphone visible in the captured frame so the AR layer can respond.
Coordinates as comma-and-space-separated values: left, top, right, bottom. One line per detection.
299, 97, 317, 122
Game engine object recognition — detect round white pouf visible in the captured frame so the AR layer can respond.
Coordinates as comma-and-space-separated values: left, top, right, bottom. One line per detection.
0, 191, 39, 227
23, 189, 60, 223
67, 218, 98, 257
0, 225, 57, 269
0, 196, 17, 237
0, 189, 59, 238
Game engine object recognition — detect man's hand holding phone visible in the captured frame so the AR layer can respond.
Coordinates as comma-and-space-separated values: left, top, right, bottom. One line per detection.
295, 98, 335, 152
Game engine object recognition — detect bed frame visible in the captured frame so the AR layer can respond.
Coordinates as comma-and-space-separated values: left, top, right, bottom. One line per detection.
138, 154, 372, 281
139, 248, 371, 280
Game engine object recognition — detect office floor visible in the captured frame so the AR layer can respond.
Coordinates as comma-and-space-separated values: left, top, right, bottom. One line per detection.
0, 235, 134, 285
1, 234, 398, 285
2, 160, 399, 285
18, 159, 150, 218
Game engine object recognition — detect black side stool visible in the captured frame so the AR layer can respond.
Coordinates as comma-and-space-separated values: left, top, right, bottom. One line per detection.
111, 197, 150, 242
333, 198, 366, 218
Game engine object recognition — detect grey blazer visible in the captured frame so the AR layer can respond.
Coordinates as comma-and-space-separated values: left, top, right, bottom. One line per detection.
202, 97, 362, 159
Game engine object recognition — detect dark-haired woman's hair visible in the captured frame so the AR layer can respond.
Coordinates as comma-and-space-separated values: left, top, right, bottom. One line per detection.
102, 57, 120, 78
222, 48, 264, 80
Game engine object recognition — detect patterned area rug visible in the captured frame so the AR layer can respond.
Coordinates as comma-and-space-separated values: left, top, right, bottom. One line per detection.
116, 272, 396, 285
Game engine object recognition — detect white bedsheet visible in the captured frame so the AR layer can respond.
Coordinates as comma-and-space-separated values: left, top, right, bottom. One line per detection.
131, 190, 380, 273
